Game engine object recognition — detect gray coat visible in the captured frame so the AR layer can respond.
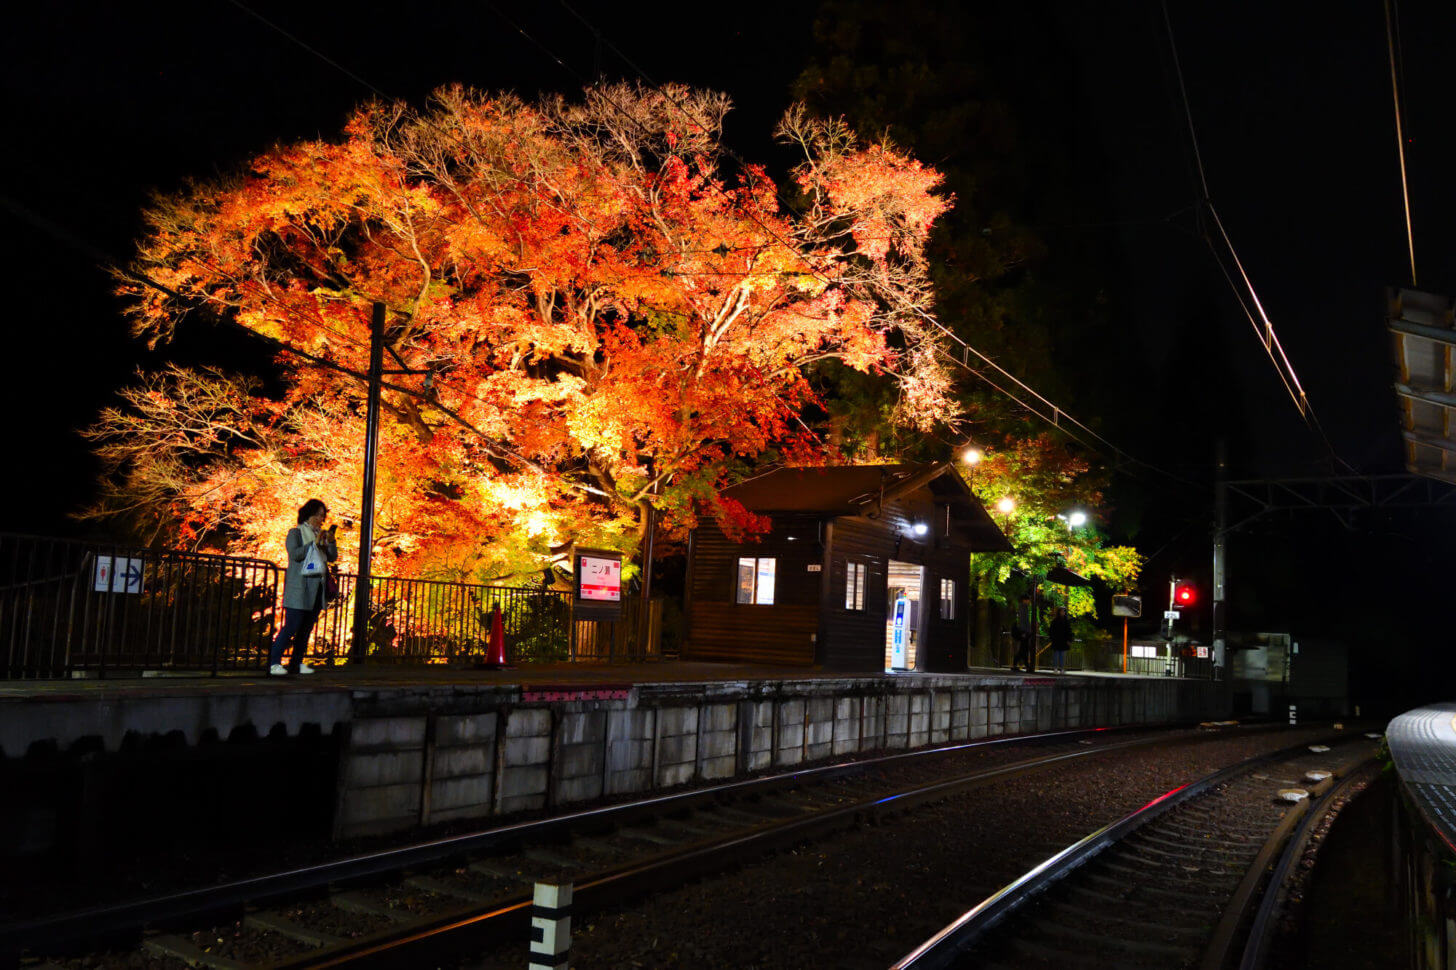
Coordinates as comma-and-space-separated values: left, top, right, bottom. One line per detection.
282, 526, 338, 610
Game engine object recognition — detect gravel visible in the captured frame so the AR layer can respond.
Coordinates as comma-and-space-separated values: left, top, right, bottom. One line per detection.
462, 727, 1341, 969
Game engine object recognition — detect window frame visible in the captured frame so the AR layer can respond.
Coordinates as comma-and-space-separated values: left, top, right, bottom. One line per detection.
844, 560, 867, 611
735, 556, 777, 605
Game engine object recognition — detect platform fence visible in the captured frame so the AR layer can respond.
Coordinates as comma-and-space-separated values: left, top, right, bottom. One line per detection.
0, 532, 281, 678
306, 572, 662, 666
1, 533, 664, 677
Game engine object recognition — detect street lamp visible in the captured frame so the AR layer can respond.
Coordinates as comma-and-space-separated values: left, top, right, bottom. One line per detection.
961, 447, 982, 466
996, 496, 1015, 514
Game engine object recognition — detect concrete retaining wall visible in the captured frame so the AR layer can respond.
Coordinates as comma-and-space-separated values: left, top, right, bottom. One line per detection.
333, 674, 1224, 838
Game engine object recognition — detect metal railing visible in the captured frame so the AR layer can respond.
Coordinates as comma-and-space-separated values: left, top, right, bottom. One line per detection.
0, 533, 664, 678
306, 572, 664, 666
1, 533, 281, 678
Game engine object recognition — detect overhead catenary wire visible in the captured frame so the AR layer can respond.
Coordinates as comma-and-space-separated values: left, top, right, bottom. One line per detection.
1159, 0, 1342, 467
527, 0, 1203, 490
220, 0, 1199, 493
1384, 0, 1418, 287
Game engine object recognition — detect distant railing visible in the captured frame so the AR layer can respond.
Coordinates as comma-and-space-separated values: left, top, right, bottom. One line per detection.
1124, 651, 1215, 679
307, 572, 663, 665
1, 532, 281, 678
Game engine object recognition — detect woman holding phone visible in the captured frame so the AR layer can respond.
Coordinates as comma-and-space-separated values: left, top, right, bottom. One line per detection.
268, 499, 337, 675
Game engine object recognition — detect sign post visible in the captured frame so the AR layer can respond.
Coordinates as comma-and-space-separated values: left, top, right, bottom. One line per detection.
1112, 594, 1141, 674
572, 548, 623, 662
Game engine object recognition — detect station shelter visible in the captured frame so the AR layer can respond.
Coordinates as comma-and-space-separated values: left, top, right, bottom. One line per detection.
682, 464, 1013, 672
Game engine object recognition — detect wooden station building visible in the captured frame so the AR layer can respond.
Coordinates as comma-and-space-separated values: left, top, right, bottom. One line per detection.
682, 464, 1013, 672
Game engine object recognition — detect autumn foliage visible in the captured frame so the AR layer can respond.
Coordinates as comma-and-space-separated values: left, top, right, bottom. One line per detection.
92, 84, 958, 579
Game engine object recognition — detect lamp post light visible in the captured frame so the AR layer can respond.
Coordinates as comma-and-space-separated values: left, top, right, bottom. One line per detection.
996, 496, 1015, 515
961, 447, 982, 466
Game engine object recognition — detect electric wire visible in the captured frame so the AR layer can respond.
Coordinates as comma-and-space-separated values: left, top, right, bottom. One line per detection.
524, 0, 1201, 489
216, 0, 1202, 494
1384, 0, 1418, 287
1159, 0, 1343, 467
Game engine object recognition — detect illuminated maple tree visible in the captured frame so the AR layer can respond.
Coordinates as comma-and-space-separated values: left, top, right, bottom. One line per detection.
92, 84, 958, 579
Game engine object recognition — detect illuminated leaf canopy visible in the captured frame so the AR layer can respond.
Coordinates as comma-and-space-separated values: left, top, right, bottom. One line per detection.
95, 84, 959, 580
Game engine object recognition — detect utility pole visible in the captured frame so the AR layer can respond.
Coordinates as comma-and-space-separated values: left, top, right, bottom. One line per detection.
634, 493, 657, 657
1165, 575, 1178, 676
1212, 440, 1228, 679
350, 302, 385, 663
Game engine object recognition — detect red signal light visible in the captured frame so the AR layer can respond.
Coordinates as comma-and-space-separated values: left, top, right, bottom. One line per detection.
1175, 583, 1196, 606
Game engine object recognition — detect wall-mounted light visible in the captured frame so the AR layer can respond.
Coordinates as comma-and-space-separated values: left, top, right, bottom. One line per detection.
912, 522, 928, 536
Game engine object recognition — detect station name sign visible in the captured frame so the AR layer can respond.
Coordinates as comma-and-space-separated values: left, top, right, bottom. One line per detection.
572, 547, 623, 621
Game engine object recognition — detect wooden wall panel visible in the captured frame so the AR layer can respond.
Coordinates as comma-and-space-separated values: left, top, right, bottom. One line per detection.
684, 517, 825, 665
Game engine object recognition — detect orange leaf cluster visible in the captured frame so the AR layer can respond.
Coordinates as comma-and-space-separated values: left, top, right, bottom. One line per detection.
112, 84, 956, 578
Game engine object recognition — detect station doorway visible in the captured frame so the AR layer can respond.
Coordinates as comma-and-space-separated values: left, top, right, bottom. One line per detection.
884, 560, 924, 671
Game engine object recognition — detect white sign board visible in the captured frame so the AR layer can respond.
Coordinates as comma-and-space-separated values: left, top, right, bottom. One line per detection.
94, 555, 145, 594
1163, 609, 1181, 620
578, 554, 621, 602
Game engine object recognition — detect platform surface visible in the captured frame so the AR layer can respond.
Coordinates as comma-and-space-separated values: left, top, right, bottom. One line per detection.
0, 662, 1149, 701
1387, 702, 1456, 849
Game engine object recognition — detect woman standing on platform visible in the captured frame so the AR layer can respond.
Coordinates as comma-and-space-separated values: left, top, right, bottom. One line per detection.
268, 499, 337, 675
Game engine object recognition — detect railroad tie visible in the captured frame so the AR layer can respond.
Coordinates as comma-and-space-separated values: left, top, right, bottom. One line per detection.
243, 911, 345, 948
529, 881, 573, 970
404, 874, 495, 904
143, 934, 252, 970
331, 891, 413, 920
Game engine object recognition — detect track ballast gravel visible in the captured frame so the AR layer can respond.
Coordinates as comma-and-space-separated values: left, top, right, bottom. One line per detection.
463, 726, 1342, 969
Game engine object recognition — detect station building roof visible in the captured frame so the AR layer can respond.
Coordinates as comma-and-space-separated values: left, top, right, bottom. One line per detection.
723, 463, 1014, 552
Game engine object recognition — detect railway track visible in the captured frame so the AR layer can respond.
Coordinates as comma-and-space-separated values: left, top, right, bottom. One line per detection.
3, 723, 1235, 970
893, 733, 1382, 970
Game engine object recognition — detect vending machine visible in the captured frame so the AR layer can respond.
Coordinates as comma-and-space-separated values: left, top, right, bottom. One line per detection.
890, 595, 910, 671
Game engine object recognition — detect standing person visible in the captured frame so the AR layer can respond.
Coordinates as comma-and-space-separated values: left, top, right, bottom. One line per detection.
268, 499, 337, 675
1049, 605, 1072, 675
1011, 592, 1034, 672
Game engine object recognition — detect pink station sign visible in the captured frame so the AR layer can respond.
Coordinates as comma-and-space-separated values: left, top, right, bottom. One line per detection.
578, 554, 621, 602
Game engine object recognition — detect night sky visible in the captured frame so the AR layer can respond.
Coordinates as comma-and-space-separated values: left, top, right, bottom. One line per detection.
3, 2, 1452, 709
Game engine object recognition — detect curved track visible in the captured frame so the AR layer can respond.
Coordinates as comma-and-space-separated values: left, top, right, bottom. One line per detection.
893, 734, 1381, 970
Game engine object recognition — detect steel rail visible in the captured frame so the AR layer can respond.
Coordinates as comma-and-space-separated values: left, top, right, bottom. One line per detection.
889, 733, 1355, 970
271, 727, 1220, 969
1233, 756, 1382, 970
0, 723, 1178, 959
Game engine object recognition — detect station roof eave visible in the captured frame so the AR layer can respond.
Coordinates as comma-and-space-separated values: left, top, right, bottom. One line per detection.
723, 464, 1014, 553
1388, 287, 1456, 483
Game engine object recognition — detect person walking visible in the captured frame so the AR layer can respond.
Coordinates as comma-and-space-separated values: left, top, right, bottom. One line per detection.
1011, 592, 1034, 672
1049, 605, 1072, 674
268, 499, 337, 675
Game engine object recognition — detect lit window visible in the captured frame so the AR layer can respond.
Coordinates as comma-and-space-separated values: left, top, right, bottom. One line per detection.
845, 561, 867, 611
1131, 645, 1158, 658
939, 578, 955, 619
736, 557, 776, 605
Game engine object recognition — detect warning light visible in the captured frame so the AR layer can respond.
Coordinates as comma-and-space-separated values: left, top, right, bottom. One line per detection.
1175, 583, 1196, 607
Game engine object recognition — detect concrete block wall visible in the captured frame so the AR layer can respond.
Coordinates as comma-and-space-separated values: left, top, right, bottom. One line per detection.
331, 674, 1226, 838
335, 716, 426, 837
698, 703, 738, 780
429, 713, 496, 824
605, 708, 655, 795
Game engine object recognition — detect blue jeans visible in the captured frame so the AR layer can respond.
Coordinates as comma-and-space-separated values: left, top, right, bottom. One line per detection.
270, 588, 322, 670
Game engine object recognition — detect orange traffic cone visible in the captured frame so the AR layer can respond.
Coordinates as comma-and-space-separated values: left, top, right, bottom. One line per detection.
484, 604, 507, 668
